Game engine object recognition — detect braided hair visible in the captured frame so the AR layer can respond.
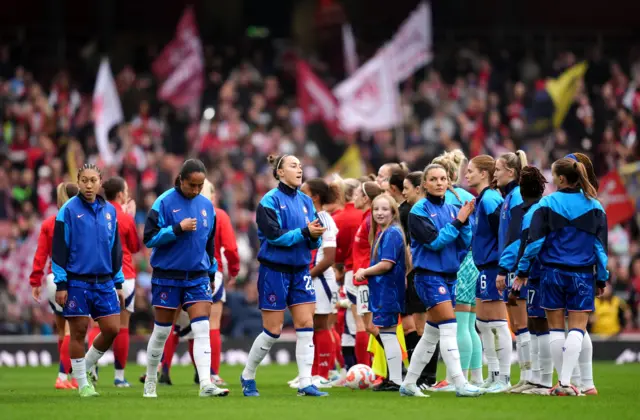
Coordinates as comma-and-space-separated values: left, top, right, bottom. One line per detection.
78, 163, 102, 180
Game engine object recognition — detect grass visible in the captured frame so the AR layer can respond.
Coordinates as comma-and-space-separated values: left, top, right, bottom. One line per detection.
1, 363, 638, 420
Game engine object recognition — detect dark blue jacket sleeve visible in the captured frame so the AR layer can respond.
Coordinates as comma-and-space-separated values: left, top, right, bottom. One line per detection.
110, 220, 124, 288
594, 209, 609, 286
498, 204, 524, 275
408, 212, 463, 251
256, 203, 309, 247
51, 207, 70, 291
517, 205, 548, 277
207, 216, 218, 279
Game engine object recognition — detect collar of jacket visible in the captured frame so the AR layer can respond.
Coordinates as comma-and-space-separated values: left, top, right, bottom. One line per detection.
426, 193, 445, 206
174, 186, 196, 200
278, 182, 298, 197
476, 186, 493, 203
76, 192, 106, 209
522, 196, 541, 211
501, 180, 518, 196
559, 187, 581, 194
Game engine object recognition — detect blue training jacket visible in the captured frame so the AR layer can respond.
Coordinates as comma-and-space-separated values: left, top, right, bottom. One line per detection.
408, 194, 472, 275
516, 187, 609, 285
256, 182, 321, 271
52, 194, 124, 291
498, 181, 524, 275
472, 187, 504, 267
515, 199, 542, 280
143, 187, 217, 281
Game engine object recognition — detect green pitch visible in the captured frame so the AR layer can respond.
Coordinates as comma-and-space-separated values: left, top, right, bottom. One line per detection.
1, 363, 638, 420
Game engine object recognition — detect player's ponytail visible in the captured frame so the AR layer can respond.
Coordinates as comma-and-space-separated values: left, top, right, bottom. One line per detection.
575, 162, 598, 199
499, 150, 528, 183
57, 182, 79, 208
552, 158, 597, 200
567, 152, 599, 193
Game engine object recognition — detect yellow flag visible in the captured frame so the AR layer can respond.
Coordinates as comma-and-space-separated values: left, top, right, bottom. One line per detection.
546, 61, 588, 128
367, 323, 408, 378
328, 145, 364, 179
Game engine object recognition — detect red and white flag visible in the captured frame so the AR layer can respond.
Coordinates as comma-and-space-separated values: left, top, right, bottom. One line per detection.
600, 171, 635, 228
93, 58, 123, 165
342, 24, 358, 76
387, 1, 432, 83
153, 7, 204, 114
296, 60, 342, 137
333, 48, 400, 132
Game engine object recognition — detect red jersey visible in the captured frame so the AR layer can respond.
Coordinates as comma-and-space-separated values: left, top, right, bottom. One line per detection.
352, 208, 372, 286
29, 215, 55, 287
214, 208, 240, 277
110, 201, 140, 280
333, 203, 364, 271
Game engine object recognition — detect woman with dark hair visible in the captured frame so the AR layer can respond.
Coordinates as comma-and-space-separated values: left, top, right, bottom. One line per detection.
241, 154, 327, 397
142, 159, 228, 398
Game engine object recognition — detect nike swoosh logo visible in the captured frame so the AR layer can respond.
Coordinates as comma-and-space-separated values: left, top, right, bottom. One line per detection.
260, 347, 269, 351
173, 209, 181, 213
77, 214, 84, 218
151, 353, 161, 358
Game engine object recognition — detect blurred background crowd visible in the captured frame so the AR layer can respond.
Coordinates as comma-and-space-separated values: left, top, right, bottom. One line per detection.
0, 0, 639, 339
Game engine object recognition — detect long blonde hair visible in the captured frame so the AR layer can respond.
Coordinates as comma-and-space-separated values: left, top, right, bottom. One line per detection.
368, 194, 410, 270
200, 178, 215, 201
498, 150, 528, 183
432, 149, 467, 184
56, 182, 79, 208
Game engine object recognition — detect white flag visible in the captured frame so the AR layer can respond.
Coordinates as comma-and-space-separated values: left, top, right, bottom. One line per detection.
334, 48, 400, 132
387, 1, 432, 82
342, 24, 358, 76
93, 58, 123, 165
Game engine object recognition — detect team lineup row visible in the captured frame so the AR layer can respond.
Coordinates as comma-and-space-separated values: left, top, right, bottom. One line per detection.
29, 148, 605, 398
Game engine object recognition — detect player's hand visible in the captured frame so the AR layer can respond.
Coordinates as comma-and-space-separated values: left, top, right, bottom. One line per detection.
227, 276, 237, 288
456, 199, 476, 223
512, 276, 527, 292
496, 274, 507, 292
507, 291, 519, 307
180, 218, 197, 232
308, 219, 326, 239
55, 290, 68, 307
125, 199, 137, 217
117, 289, 125, 309
31, 286, 42, 303
355, 268, 367, 281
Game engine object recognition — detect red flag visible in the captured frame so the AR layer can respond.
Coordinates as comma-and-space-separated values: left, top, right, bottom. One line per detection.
296, 60, 342, 137
599, 171, 636, 228
152, 7, 204, 112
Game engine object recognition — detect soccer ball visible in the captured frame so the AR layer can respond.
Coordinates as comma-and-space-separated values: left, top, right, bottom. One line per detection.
345, 364, 375, 390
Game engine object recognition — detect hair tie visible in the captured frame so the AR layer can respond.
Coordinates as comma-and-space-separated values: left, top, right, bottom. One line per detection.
566, 153, 578, 162
362, 182, 368, 197
276, 154, 289, 171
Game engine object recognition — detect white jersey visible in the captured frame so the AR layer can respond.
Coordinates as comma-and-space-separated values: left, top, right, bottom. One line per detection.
313, 211, 338, 282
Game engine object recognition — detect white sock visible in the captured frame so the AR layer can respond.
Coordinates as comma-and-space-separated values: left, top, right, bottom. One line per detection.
516, 329, 532, 381
380, 332, 403, 385
477, 320, 499, 381
489, 320, 512, 384
242, 329, 279, 380
439, 322, 466, 389
296, 328, 315, 389
404, 322, 439, 385
471, 368, 483, 384
571, 364, 581, 386
549, 329, 565, 382
538, 332, 553, 387
145, 322, 172, 381
579, 331, 595, 389
58, 372, 67, 380
530, 334, 541, 385
191, 318, 212, 388
85, 346, 105, 371
115, 369, 125, 381
72, 357, 88, 388
560, 329, 583, 386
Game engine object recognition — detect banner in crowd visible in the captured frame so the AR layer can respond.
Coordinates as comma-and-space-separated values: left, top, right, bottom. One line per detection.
342, 24, 358, 76
619, 161, 640, 227
2, 335, 640, 367
152, 7, 204, 114
93, 59, 123, 166
327, 144, 364, 179
296, 60, 342, 137
599, 170, 636, 228
333, 48, 400, 132
386, 1, 432, 83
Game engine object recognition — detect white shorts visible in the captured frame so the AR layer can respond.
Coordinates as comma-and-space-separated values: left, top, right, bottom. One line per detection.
356, 285, 370, 315
341, 306, 357, 347
344, 270, 356, 296
45, 273, 63, 314
314, 276, 338, 315
212, 271, 226, 304
123, 279, 136, 312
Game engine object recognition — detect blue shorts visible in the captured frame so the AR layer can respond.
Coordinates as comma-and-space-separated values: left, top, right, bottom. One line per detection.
541, 267, 595, 312
258, 265, 315, 311
414, 273, 457, 310
476, 267, 504, 302
63, 280, 120, 320
151, 277, 212, 309
372, 311, 399, 328
526, 278, 545, 318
